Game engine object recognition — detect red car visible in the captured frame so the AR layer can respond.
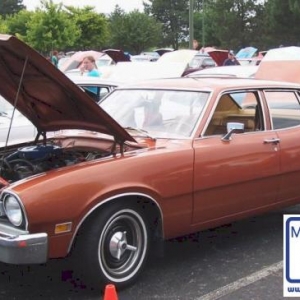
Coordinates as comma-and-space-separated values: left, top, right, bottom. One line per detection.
0, 35, 300, 291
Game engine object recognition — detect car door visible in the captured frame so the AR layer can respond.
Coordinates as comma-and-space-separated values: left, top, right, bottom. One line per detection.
192, 90, 281, 225
264, 89, 300, 203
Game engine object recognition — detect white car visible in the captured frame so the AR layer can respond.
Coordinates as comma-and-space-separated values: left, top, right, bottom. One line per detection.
186, 65, 259, 78
0, 96, 37, 146
68, 75, 122, 101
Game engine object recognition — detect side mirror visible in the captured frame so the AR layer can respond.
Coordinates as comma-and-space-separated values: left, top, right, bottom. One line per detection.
222, 122, 245, 142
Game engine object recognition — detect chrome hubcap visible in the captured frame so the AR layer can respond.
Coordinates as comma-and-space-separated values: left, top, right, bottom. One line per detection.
109, 231, 137, 260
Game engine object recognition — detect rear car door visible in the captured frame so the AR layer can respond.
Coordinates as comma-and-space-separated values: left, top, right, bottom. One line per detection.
264, 89, 300, 203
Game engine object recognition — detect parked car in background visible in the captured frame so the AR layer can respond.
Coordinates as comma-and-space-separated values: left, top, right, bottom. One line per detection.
186, 65, 259, 78
131, 54, 158, 62
157, 49, 198, 64
2, 35, 300, 292
182, 52, 216, 76
57, 56, 70, 70
139, 51, 160, 61
235, 47, 265, 66
59, 50, 104, 73
68, 75, 122, 101
237, 57, 262, 66
63, 49, 131, 77
154, 48, 174, 56
157, 49, 216, 77
94, 54, 115, 68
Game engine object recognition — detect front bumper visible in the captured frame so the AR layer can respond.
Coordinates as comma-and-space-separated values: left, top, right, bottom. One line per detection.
0, 223, 48, 264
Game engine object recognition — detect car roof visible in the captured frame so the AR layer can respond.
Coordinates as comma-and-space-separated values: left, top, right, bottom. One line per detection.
68, 75, 122, 87
117, 76, 300, 91
187, 65, 259, 78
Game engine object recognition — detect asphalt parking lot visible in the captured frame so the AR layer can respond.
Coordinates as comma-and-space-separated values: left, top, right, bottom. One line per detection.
0, 205, 299, 300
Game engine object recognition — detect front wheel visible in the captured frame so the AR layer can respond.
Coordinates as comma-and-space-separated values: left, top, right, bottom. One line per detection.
74, 204, 149, 290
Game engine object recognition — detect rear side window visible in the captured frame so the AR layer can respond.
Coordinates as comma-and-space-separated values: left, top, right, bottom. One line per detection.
264, 91, 300, 129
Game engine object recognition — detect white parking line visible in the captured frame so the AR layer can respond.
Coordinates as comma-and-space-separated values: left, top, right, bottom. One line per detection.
198, 261, 283, 300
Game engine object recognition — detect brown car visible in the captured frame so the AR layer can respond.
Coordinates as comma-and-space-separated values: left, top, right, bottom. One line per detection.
0, 35, 299, 290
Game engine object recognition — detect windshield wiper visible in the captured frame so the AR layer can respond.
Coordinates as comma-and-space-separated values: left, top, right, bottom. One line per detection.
124, 127, 156, 140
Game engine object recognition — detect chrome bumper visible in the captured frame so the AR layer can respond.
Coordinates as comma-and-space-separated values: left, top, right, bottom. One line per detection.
0, 223, 48, 264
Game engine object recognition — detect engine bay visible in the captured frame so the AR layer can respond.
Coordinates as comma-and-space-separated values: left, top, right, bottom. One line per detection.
0, 142, 112, 183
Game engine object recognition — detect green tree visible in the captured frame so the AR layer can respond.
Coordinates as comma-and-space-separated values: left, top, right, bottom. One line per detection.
24, 0, 80, 53
263, 0, 300, 48
144, 0, 189, 49
193, 0, 221, 48
246, 1, 266, 50
288, 0, 300, 12
5, 10, 34, 39
107, 6, 128, 50
0, 0, 25, 18
205, 0, 264, 50
0, 16, 9, 33
108, 6, 162, 54
65, 6, 109, 50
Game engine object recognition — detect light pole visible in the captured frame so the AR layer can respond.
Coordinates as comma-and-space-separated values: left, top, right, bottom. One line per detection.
189, 0, 194, 49
202, 0, 205, 47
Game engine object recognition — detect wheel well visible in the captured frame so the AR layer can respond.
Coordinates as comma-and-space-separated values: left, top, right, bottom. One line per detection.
71, 195, 163, 253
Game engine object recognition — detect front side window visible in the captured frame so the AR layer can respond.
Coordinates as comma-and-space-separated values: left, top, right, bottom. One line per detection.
100, 89, 210, 138
204, 91, 262, 136
264, 91, 300, 129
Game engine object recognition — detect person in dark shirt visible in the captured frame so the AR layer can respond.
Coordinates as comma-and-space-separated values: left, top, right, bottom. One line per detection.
223, 50, 240, 66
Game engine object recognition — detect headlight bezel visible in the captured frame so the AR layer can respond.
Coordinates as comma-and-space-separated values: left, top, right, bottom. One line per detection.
2, 192, 27, 228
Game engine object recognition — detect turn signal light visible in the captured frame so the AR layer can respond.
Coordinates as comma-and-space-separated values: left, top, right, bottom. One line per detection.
55, 222, 72, 234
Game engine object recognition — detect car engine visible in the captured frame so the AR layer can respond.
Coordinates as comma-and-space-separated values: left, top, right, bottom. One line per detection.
0, 143, 110, 183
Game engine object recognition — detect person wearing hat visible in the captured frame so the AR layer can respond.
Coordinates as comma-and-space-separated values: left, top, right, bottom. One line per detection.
223, 50, 240, 66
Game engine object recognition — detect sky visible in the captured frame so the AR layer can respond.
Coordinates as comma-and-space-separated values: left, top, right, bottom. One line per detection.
22, 0, 147, 14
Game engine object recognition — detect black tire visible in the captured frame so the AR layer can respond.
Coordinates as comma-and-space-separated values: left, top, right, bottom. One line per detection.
74, 203, 149, 290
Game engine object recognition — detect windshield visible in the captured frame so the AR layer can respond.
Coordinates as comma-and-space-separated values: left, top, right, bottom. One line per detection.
100, 89, 210, 138
96, 58, 113, 67
189, 55, 215, 68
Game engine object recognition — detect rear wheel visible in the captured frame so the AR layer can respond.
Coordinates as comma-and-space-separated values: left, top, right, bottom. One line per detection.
74, 204, 149, 290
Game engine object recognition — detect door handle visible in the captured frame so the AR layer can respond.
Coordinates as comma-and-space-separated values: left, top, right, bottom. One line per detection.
263, 138, 280, 145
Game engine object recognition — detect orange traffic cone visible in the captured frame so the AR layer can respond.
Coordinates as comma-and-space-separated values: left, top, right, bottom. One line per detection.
103, 284, 119, 300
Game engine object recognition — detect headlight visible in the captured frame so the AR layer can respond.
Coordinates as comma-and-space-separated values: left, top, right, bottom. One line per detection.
4, 195, 23, 227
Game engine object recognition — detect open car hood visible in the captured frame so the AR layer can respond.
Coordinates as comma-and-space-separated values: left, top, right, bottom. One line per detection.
59, 50, 104, 73
0, 35, 135, 143
206, 49, 229, 66
157, 49, 198, 64
103, 49, 131, 63
154, 48, 174, 56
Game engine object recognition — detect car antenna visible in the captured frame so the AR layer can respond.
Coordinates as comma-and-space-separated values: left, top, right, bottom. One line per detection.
4, 56, 29, 147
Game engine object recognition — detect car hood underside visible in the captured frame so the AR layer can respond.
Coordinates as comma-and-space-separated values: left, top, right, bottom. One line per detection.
0, 34, 135, 143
